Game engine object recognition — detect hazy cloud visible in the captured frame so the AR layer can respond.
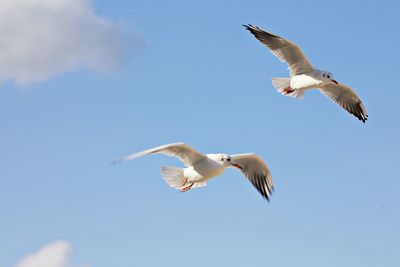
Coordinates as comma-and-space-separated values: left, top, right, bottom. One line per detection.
0, 0, 136, 85
14, 240, 85, 267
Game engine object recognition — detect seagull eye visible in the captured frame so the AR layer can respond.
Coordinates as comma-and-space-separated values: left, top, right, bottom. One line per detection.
227, 158, 231, 162
327, 75, 330, 78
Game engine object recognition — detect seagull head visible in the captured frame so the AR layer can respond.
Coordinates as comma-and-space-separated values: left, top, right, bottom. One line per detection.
216, 154, 243, 170
321, 71, 338, 85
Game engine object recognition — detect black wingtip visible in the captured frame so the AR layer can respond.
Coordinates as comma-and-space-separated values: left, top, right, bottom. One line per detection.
262, 188, 273, 203
363, 114, 369, 123
262, 191, 273, 202
358, 114, 368, 123
243, 24, 255, 31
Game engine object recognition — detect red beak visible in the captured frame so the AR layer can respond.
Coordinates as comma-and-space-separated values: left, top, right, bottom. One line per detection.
232, 163, 243, 170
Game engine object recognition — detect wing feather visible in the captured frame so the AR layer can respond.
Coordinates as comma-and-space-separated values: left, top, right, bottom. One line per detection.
319, 83, 368, 123
232, 153, 274, 201
118, 142, 206, 166
243, 24, 314, 76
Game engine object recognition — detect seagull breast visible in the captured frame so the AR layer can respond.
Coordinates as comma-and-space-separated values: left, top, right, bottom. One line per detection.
184, 157, 225, 182
290, 73, 324, 90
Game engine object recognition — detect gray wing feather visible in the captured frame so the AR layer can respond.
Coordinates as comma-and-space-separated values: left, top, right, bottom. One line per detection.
232, 153, 274, 201
244, 24, 314, 76
319, 83, 368, 123
120, 142, 206, 166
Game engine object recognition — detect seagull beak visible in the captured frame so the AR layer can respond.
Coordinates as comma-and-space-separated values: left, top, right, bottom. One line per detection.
232, 163, 243, 170
331, 79, 338, 85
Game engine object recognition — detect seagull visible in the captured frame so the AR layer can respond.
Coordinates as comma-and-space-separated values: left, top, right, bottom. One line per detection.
116, 142, 274, 201
243, 24, 368, 123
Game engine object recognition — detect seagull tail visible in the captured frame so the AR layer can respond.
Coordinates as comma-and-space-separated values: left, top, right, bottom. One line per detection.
160, 166, 186, 189
160, 166, 207, 190
271, 77, 304, 100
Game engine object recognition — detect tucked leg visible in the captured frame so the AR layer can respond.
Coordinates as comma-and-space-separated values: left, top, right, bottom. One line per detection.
283, 87, 295, 94
181, 177, 189, 187
180, 182, 194, 192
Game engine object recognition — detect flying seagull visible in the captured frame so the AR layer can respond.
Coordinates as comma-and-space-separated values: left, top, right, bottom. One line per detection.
243, 24, 368, 123
116, 142, 274, 201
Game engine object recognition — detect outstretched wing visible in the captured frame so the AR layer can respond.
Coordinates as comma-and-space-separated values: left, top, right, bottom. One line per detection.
243, 24, 314, 76
232, 153, 274, 201
118, 142, 206, 166
319, 83, 368, 123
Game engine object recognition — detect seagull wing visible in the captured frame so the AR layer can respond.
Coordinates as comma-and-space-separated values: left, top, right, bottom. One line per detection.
119, 142, 206, 167
232, 153, 274, 201
319, 83, 368, 123
243, 24, 314, 76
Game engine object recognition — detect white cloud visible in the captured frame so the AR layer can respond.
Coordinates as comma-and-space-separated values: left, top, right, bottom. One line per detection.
0, 0, 136, 85
14, 240, 85, 267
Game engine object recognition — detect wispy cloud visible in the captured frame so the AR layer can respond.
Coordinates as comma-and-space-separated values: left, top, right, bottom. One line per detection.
14, 240, 85, 267
0, 0, 138, 85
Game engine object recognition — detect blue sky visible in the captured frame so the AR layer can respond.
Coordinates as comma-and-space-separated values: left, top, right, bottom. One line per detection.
1, 0, 399, 266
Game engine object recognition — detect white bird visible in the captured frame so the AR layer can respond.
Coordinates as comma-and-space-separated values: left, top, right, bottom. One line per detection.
116, 142, 274, 201
244, 24, 368, 123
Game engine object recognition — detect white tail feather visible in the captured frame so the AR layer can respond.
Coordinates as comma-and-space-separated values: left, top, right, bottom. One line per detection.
271, 77, 305, 100
160, 166, 185, 189
271, 77, 290, 92
287, 89, 305, 99
160, 166, 207, 190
